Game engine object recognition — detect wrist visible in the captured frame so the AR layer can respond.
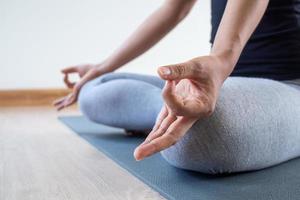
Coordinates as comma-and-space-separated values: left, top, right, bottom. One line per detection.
211, 49, 237, 68
189, 56, 227, 91
94, 60, 114, 74
210, 37, 243, 74
209, 50, 239, 83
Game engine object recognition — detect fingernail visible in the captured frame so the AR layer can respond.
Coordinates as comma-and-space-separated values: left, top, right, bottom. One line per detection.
134, 148, 142, 161
135, 157, 142, 161
159, 67, 171, 75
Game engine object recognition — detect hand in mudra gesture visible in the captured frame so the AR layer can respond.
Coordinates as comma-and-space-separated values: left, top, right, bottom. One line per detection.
134, 55, 226, 161
53, 63, 106, 111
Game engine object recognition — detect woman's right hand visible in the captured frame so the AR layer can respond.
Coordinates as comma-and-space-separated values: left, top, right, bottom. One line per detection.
53, 63, 106, 111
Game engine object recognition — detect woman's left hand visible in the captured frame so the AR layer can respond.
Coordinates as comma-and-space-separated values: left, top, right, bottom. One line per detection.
134, 55, 229, 161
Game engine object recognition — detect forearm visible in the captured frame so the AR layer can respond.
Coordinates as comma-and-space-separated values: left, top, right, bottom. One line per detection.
210, 0, 269, 82
97, 0, 196, 73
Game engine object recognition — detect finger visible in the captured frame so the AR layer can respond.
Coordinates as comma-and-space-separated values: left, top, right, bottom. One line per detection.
56, 102, 66, 111
134, 117, 196, 160
55, 95, 75, 111
162, 80, 185, 116
157, 61, 200, 80
66, 90, 79, 104
152, 105, 169, 133
134, 133, 176, 161
139, 107, 168, 146
64, 92, 76, 104
61, 66, 77, 74
53, 91, 74, 106
54, 91, 75, 108
53, 96, 67, 106
54, 97, 67, 110
63, 74, 76, 89
61, 66, 77, 88
62, 98, 75, 109
145, 112, 176, 143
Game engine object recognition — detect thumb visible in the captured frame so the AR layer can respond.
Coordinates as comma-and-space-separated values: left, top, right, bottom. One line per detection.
157, 61, 199, 80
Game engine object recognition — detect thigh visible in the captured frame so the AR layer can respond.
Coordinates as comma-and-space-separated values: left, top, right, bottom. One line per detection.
87, 72, 165, 89
161, 77, 300, 174
79, 77, 164, 130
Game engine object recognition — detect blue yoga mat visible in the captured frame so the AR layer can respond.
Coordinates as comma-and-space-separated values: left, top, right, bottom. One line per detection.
59, 116, 300, 200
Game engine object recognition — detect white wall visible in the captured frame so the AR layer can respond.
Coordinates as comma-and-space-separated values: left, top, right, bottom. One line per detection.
0, 0, 211, 89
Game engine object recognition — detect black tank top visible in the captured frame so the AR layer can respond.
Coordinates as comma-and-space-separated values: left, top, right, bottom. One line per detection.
211, 0, 300, 80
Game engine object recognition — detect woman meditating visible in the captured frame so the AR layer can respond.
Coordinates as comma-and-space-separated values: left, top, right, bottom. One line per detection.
54, 0, 300, 174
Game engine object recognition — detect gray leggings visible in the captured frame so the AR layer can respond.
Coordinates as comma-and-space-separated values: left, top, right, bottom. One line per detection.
78, 72, 300, 174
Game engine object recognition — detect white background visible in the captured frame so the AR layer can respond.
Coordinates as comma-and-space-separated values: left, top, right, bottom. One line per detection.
0, 0, 211, 89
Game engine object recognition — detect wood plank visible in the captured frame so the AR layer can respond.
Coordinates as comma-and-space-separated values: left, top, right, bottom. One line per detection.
0, 89, 71, 106
0, 106, 165, 200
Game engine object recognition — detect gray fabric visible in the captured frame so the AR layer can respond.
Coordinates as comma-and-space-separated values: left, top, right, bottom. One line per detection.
59, 116, 300, 200
78, 72, 164, 130
78, 72, 300, 174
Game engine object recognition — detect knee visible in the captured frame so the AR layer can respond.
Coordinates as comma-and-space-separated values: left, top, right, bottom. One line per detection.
78, 76, 127, 124
160, 128, 242, 175
78, 82, 100, 122
160, 103, 247, 175
78, 76, 113, 123
160, 138, 237, 174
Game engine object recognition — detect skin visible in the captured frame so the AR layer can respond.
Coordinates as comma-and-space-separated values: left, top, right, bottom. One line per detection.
54, 0, 197, 110
54, 0, 270, 161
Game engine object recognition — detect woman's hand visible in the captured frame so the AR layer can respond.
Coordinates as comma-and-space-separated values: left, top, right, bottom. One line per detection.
53, 63, 105, 111
60, 64, 95, 89
134, 55, 230, 161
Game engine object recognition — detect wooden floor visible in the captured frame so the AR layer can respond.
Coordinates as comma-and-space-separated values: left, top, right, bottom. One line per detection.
0, 106, 165, 200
